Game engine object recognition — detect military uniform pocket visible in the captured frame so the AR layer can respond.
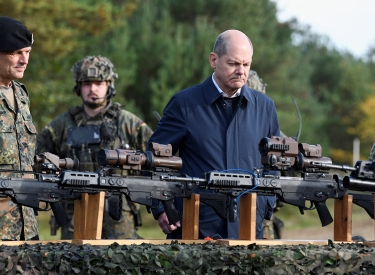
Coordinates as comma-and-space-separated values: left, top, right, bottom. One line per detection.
0, 122, 17, 165
24, 120, 37, 134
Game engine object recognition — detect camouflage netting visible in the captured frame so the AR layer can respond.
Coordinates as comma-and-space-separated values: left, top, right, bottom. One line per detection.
1, 241, 375, 274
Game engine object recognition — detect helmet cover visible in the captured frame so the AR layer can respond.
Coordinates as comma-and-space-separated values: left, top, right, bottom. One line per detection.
246, 70, 267, 93
72, 55, 118, 83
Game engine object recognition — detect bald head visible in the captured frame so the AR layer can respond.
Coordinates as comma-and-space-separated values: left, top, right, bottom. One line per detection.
209, 30, 253, 97
213, 30, 253, 58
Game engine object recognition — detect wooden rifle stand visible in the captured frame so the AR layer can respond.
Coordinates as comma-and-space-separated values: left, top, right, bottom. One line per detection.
182, 193, 374, 242
73, 192, 105, 240
334, 194, 375, 242
70, 192, 370, 242
333, 194, 353, 242
72, 191, 257, 241
182, 193, 257, 240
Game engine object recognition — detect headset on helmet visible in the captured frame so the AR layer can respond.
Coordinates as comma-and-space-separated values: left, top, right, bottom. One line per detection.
71, 55, 118, 98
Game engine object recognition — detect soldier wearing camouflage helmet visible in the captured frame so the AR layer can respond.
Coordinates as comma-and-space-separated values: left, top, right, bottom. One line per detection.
37, 55, 153, 240
246, 70, 267, 94
246, 70, 285, 240
246, 70, 285, 138
0, 16, 39, 241
369, 143, 375, 162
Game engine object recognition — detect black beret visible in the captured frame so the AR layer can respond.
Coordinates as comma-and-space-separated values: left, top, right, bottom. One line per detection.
0, 16, 33, 52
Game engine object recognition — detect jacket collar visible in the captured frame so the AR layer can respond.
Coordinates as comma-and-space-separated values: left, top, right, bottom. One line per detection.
202, 76, 256, 106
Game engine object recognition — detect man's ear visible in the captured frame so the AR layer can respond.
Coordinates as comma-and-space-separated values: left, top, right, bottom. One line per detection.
209, 52, 218, 69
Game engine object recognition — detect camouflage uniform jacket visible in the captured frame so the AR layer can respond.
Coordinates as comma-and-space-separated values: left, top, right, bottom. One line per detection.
36, 101, 153, 163
36, 101, 153, 238
0, 81, 38, 240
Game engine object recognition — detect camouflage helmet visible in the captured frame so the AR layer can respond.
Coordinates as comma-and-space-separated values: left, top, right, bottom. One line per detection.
72, 55, 118, 97
246, 70, 267, 93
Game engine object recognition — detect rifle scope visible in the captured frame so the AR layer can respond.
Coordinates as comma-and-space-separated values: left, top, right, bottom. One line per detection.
34, 152, 79, 170
259, 136, 336, 171
258, 136, 299, 169
258, 136, 298, 157
97, 143, 182, 170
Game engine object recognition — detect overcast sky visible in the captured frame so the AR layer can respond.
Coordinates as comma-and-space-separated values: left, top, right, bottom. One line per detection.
273, 0, 375, 58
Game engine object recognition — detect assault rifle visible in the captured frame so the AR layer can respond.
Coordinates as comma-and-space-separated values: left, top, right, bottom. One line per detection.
0, 140, 373, 229
0, 143, 185, 227
258, 136, 374, 222
160, 136, 374, 227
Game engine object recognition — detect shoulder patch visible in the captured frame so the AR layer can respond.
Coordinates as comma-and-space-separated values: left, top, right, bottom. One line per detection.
113, 102, 122, 110
107, 101, 122, 117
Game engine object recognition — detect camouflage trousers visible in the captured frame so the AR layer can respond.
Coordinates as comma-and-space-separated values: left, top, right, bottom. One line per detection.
0, 203, 39, 240
263, 216, 284, 240
60, 201, 140, 240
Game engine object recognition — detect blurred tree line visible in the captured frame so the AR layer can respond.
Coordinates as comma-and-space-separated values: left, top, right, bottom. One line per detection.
2, 0, 375, 164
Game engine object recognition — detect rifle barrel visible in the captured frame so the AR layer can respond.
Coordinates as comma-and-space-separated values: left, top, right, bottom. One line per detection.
160, 175, 207, 183
310, 162, 356, 172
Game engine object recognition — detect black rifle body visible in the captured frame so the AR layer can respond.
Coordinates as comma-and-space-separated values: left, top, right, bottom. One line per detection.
2, 168, 373, 229
0, 171, 196, 227
2, 137, 375, 230
163, 171, 351, 227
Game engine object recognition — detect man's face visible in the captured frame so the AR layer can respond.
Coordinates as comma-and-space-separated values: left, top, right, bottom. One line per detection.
210, 43, 252, 96
80, 81, 108, 108
0, 47, 31, 86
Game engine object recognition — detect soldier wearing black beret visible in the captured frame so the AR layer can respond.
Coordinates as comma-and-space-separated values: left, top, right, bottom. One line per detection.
0, 16, 39, 241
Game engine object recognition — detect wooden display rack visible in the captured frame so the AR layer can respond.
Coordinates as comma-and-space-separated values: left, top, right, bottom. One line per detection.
181, 193, 257, 240
64, 192, 257, 241
23, 192, 371, 245
73, 192, 105, 240
181, 193, 374, 243
1, 193, 374, 246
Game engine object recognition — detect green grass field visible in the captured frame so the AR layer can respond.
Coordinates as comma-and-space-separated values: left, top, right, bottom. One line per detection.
36, 197, 370, 241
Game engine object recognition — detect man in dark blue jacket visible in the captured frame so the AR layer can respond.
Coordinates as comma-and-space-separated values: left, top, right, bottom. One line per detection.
148, 29, 280, 239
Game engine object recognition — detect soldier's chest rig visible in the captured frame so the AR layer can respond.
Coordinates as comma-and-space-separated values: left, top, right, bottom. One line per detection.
66, 104, 126, 171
